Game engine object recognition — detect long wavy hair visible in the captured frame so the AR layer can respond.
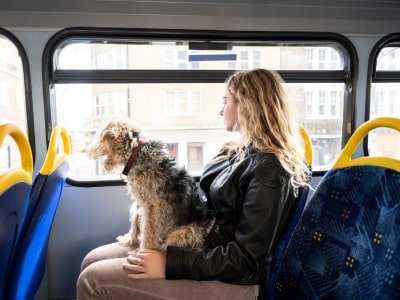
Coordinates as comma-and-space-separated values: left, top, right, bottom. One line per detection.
224, 68, 309, 190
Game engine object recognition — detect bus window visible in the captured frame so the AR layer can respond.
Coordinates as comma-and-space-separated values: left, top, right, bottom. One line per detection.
369, 35, 400, 159
46, 30, 355, 180
0, 30, 30, 173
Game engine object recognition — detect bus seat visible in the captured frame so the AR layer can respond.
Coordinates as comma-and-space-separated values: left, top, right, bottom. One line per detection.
0, 124, 33, 300
6, 126, 71, 300
259, 126, 313, 300
272, 117, 400, 299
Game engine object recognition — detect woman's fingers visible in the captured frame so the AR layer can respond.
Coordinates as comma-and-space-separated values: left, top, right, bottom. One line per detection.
123, 255, 144, 274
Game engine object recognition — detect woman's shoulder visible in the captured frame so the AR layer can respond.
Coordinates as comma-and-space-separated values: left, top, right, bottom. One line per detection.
246, 146, 280, 166
250, 152, 289, 186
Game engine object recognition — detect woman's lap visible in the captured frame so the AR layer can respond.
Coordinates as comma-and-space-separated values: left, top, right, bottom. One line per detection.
77, 243, 259, 300
80, 242, 131, 271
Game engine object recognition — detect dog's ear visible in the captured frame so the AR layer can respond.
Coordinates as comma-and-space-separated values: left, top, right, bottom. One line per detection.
100, 128, 116, 142
100, 122, 125, 141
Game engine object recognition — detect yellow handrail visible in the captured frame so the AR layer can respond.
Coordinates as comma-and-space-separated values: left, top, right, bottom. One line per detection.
299, 126, 313, 167
333, 117, 400, 172
40, 126, 71, 175
0, 124, 33, 194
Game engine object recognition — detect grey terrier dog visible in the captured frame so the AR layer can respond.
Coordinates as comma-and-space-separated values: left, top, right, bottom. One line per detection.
88, 120, 214, 252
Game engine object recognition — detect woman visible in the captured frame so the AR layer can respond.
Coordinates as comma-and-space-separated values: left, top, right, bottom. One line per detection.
77, 68, 310, 300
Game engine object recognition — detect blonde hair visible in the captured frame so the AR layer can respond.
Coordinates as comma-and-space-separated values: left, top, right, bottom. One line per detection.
224, 68, 309, 190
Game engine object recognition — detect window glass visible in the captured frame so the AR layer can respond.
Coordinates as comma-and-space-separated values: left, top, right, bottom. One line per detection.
56, 42, 345, 71
0, 34, 28, 173
285, 83, 344, 168
54, 82, 240, 179
370, 83, 400, 117
49, 33, 350, 180
367, 127, 400, 160
376, 47, 400, 71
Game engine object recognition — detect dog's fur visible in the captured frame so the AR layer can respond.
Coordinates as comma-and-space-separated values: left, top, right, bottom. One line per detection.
88, 120, 214, 252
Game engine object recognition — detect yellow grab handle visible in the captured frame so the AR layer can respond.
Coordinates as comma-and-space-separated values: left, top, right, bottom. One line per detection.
333, 117, 400, 171
0, 123, 33, 193
40, 126, 71, 175
299, 126, 313, 167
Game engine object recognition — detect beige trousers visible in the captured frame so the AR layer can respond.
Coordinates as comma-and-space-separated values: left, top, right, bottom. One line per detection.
76, 243, 259, 300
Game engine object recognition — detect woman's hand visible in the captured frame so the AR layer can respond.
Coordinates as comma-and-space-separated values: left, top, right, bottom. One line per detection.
122, 249, 166, 279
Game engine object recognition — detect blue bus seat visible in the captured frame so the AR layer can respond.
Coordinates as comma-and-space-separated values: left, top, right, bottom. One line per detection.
259, 126, 313, 300
0, 124, 33, 300
6, 126, 71, 300
272, 117, 400, 299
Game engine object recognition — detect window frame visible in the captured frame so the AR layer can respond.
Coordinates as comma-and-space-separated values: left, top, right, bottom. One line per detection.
43, 28, 358, 184
0, 27, 35, 158
367, 32, 400, 155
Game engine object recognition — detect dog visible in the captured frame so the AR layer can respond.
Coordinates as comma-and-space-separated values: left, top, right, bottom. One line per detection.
87, 120, 214, 252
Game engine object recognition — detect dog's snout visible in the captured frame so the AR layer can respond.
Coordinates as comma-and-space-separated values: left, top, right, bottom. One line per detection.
87, 141, 102, 159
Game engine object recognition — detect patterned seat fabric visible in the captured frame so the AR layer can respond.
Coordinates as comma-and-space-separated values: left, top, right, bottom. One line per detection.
274, 165, 400, 299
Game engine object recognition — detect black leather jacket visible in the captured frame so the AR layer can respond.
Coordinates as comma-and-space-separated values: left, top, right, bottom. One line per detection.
166, 146, 295, 285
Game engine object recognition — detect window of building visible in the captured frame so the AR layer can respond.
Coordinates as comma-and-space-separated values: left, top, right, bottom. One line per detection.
187, 142, 204, 174
164, 90, 201, 115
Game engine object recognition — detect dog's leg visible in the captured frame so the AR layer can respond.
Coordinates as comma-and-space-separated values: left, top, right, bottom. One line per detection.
140, 201, 173, 251
117, 201, 141, 249
161, 225, 203, 252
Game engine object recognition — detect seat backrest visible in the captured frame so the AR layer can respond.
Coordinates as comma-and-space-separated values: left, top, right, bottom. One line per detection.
272, 117, 400, 299
259, 126, 313, 300
0, 124, 33, 300
6, 126, 71, 300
